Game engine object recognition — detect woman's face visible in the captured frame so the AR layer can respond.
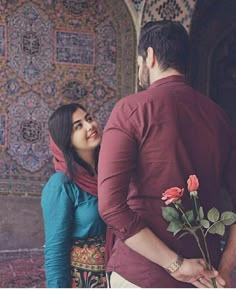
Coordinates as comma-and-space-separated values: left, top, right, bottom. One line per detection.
71, 108, 101, 154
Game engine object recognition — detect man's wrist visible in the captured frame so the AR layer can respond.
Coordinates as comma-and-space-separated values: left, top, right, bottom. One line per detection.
165, 254, 184, 274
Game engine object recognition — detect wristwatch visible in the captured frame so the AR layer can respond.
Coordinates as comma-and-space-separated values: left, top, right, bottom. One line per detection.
165, 255, 184, 274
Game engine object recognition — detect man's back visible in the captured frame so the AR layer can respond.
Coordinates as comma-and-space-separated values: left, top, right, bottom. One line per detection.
98, 75, 236, 287
134, 75, 232, 208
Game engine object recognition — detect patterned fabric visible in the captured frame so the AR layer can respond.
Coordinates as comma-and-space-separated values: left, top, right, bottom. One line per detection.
0, 0, 136, 196
70, 235, 107, 288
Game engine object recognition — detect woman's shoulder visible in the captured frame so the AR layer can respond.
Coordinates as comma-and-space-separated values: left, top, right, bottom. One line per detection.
45, 171, 71, 185
41, 172, 78, 202
41, 172, 95, 206
42, 172, 72, 192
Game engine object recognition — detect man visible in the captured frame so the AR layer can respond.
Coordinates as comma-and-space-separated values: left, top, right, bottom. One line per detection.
98, 20, 236, 288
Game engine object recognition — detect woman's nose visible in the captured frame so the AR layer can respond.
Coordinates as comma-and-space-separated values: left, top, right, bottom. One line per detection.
85, 122, 93, 131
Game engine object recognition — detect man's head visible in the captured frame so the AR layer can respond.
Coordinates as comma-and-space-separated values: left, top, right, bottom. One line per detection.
137, 20, 189, 89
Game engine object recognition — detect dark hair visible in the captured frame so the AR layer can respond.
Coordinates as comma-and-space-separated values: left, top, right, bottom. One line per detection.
138, 20, 189, 74
48, 103, 100, 179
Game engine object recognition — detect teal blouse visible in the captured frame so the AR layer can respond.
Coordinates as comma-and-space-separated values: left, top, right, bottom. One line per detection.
41, 172, 106, 288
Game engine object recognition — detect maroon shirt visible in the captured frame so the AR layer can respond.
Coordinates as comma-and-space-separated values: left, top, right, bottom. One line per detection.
98, 75, 236, 288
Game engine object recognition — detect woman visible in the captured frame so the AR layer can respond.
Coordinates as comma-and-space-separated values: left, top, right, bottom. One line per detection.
41, 103, 107, 288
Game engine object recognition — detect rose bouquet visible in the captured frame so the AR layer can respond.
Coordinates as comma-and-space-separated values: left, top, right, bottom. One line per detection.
161, 175, 236, 288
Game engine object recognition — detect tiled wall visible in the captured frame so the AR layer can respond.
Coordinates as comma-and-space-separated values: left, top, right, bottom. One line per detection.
128, 0, 196, 35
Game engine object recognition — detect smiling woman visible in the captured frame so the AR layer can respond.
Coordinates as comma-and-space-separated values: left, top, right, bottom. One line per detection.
71, 109, 101, 170
41, 103, 107, 288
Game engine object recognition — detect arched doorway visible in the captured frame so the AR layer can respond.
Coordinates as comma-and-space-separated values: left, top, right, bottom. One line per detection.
189, 0, 236, 126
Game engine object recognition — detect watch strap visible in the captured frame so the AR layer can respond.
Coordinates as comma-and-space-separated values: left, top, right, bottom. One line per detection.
165, 255, 184, 274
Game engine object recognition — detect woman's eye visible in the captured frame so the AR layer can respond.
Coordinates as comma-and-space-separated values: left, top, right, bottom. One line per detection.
87, 116, 93, 122
74, 123, 82, 130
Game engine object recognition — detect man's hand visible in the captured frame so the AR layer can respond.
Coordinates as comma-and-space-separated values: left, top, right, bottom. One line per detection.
218, 265, 234, 288
171, 258, 226, 288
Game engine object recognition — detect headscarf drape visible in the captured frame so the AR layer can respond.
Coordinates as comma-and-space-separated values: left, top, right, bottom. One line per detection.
49, 136, 98, 196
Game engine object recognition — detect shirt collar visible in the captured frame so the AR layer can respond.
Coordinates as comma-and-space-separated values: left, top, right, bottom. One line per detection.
148, 75, 186, 90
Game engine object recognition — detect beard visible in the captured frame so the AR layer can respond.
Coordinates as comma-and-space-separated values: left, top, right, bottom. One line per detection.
139, 61, 150, 90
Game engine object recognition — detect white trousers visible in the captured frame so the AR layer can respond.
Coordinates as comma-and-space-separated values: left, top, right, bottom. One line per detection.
110, 272, 140, 288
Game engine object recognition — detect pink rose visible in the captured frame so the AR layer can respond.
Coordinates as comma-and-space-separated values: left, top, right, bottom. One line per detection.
187, 175, 199, 192
162, 187, 184, 205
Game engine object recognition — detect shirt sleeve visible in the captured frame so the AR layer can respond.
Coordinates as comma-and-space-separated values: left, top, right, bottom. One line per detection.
224, 126, 236, 211
41, 182, 74, 288
98, 102, 146, 241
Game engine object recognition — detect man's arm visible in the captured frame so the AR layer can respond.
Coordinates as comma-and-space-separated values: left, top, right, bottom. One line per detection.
125, 227, 225, 287
219, 127, 236, 287
218, 225, 236, 287
98, 108, 225, 287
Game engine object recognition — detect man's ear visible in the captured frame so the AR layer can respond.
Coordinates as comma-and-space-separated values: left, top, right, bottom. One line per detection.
146, 47, 156, 68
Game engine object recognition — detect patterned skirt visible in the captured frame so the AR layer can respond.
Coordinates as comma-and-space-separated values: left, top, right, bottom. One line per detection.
70, 234, 107, 288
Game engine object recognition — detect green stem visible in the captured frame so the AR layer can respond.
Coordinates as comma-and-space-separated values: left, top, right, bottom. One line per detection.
192, 232, 217, 287
191, 231, 208, 263
192, 197, 207, 260
192, 196, 217, 288
174, 203, 192, 228
175, 203, 207, 263
200, 229, 217, 288
200, 230, 212, 268
193, 196, 200, 221
211, 278, 217, 288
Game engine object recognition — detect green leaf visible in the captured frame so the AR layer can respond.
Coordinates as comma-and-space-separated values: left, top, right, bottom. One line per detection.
208, 222, 225, 236
162, 207, 179, 222
167, 220, 183, 235
214, 222, 225, 236
174, 228, 182, 236
199, 207, 204, 219
221, 211, 236, 226
208, 224, 216, 234
184, 210, 194, 223
207, 208, 220, 222
200, 219, 210, 228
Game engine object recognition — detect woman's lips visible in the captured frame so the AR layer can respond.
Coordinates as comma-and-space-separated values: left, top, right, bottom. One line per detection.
88, 130, 98, 139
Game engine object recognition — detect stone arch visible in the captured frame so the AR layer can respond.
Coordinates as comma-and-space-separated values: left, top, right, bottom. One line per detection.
188, 0, 236, 124
188, 0, 236, 95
